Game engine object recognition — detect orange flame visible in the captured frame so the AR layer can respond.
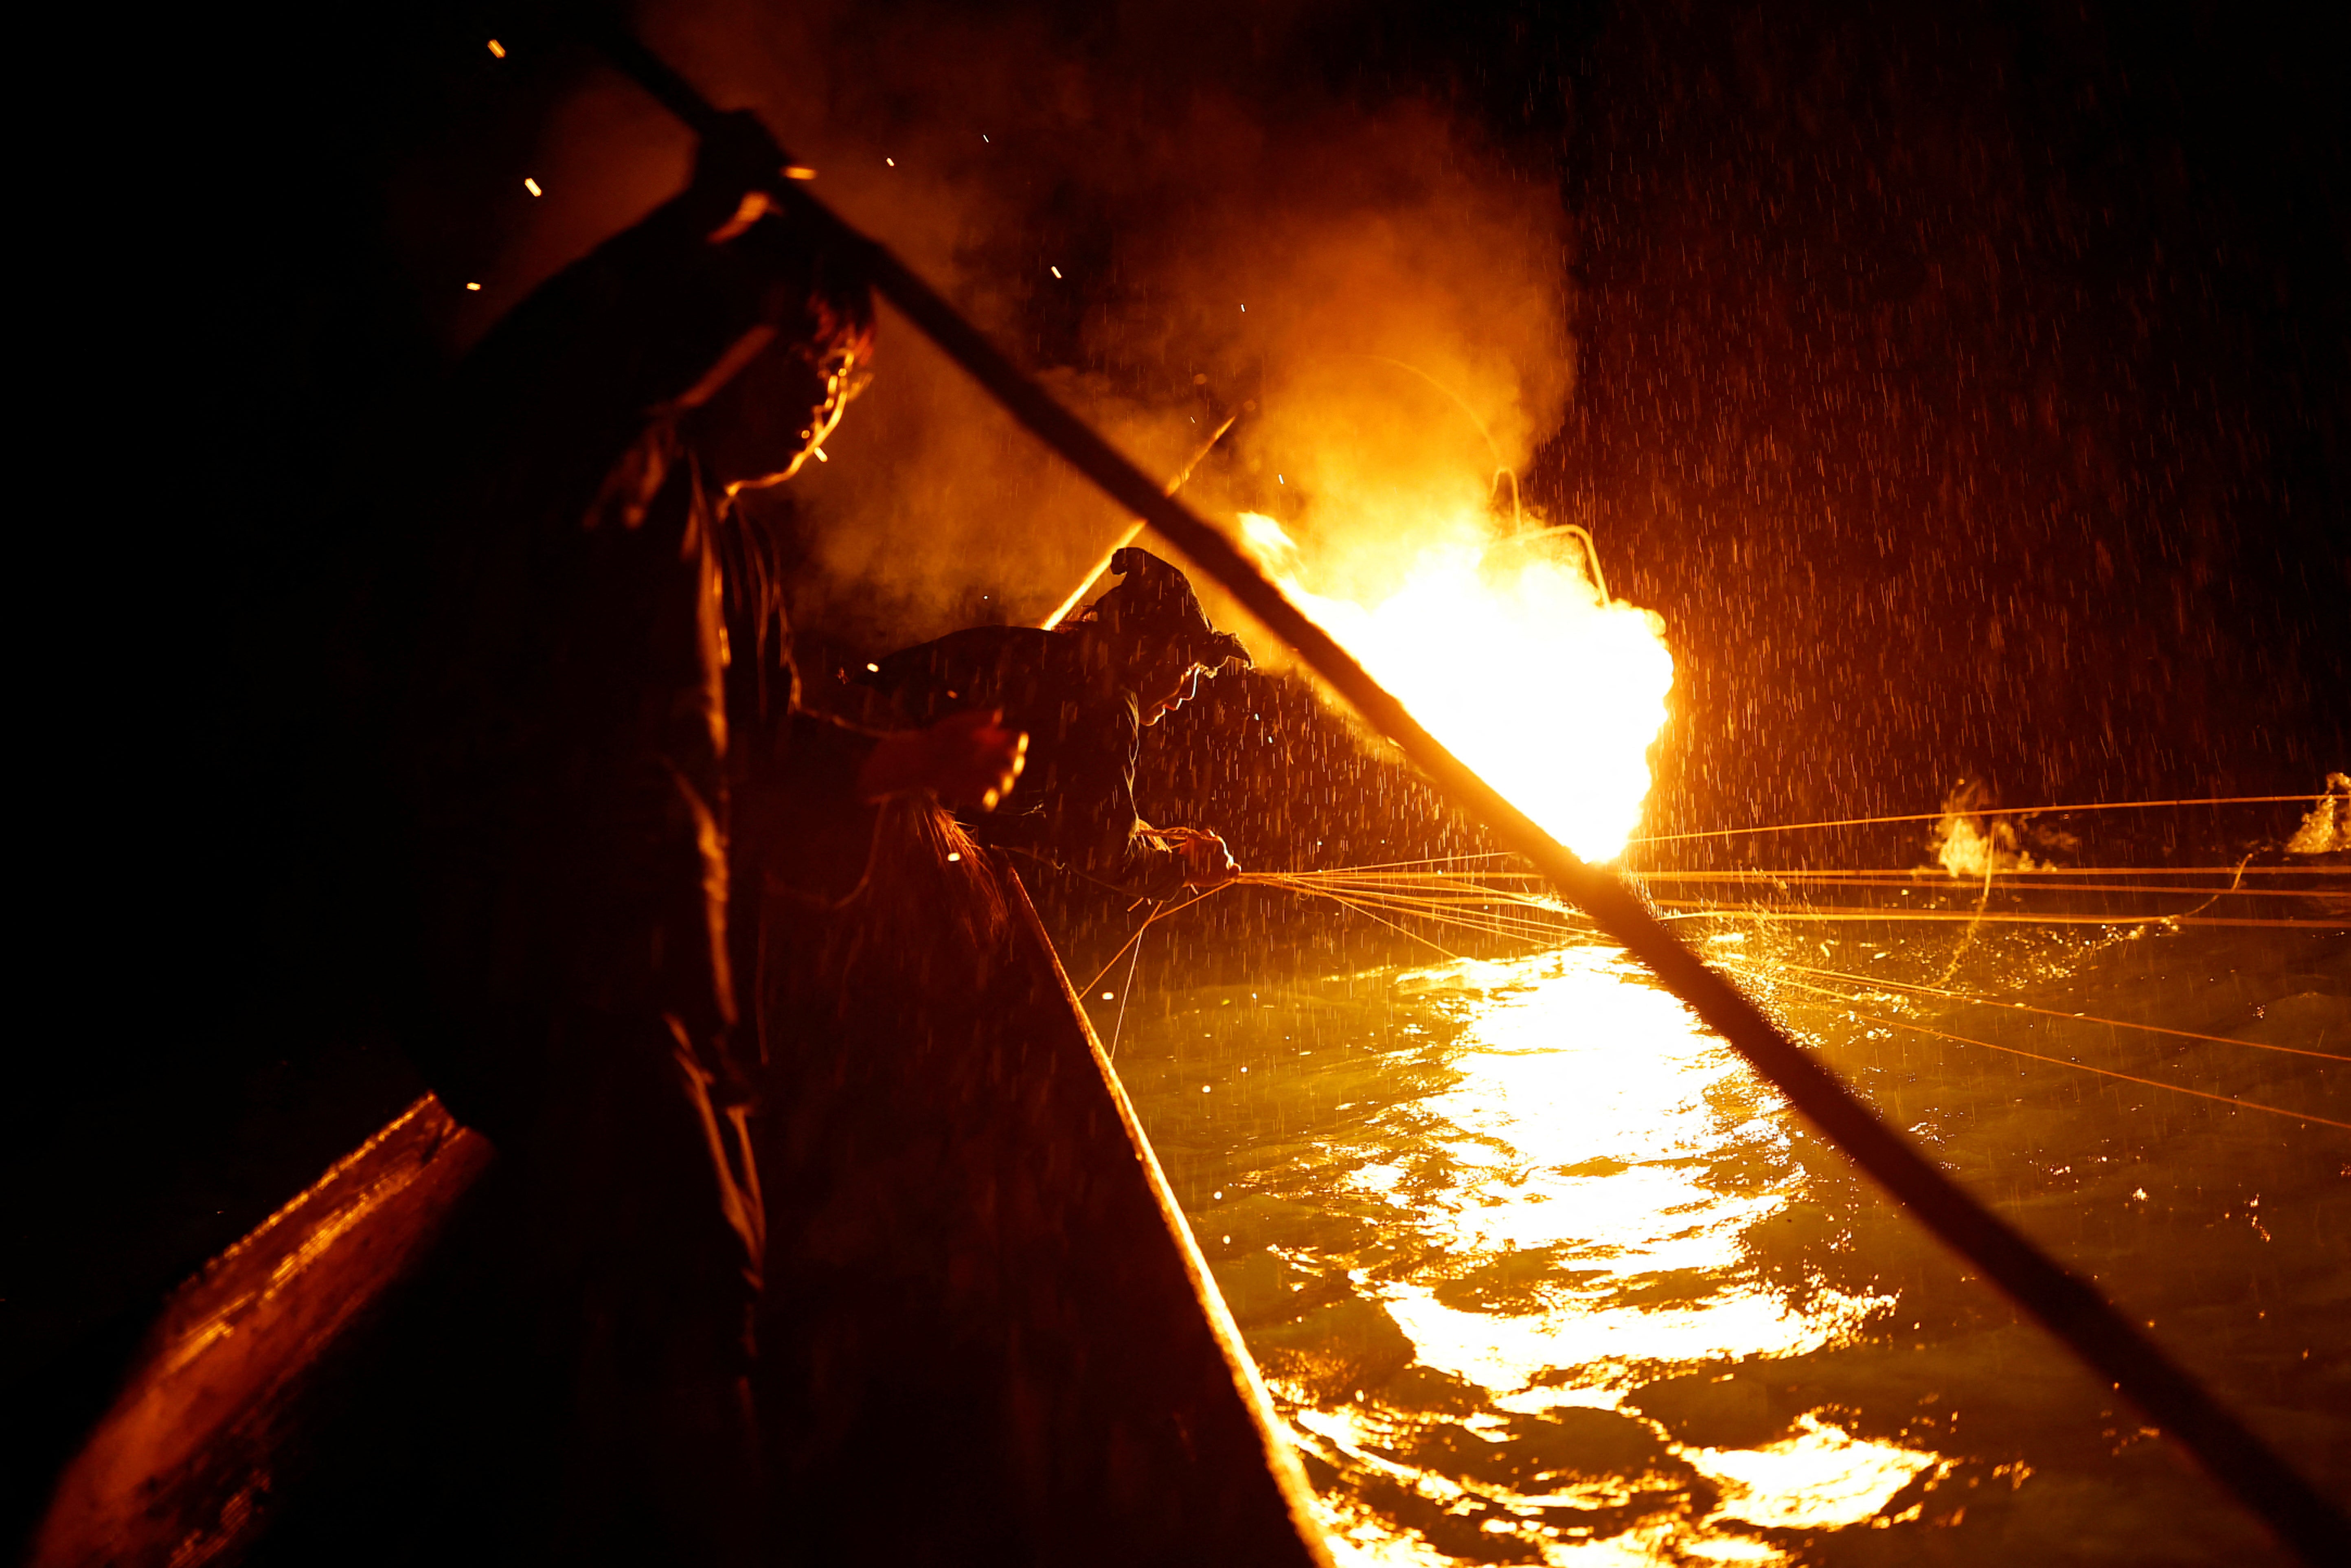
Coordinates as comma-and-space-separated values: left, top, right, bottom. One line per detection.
1237, 511, 1673, 862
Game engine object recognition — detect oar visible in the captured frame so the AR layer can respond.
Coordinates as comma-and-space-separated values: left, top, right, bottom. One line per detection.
565, 18, 2349, 1563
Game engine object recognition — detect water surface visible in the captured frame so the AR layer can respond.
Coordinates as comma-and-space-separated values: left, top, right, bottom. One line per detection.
1110, 917, 2349, 1564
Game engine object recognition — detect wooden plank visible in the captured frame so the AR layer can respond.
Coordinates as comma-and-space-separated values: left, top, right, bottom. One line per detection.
29, 1099, 492, 1567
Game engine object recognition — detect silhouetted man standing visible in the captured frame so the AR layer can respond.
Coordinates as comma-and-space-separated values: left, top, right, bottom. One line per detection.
403, 114, 1020, 1564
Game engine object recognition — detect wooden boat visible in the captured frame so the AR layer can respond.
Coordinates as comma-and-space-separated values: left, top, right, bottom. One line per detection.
31, 842, 1331, 1567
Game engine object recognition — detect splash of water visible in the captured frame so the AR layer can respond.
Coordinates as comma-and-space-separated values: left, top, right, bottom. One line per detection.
1926, 780, 2042, 879
2285, 773, 2351, 856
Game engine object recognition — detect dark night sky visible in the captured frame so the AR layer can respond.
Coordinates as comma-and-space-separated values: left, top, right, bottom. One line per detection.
1556, 4, 2348, 831
10, 0, 2345, 1541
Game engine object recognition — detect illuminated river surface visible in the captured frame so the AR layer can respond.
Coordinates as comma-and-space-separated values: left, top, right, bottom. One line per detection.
1110, 918, 2348, 1565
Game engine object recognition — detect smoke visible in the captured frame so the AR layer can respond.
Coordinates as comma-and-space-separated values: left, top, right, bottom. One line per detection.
1160, 113, 1575, 621
529, 0, 1581, 652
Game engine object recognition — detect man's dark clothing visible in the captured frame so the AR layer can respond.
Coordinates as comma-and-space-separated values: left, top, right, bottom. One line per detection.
403, 186, 875, 1561
860, 627, 1186, 898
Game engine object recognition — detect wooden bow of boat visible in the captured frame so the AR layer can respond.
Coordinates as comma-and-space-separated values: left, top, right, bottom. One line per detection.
29, 1099, 493, 1566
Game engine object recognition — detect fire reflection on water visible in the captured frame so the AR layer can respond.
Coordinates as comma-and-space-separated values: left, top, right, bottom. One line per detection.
1682, 1415, 1949, 1533
1358, 951, 1893, 1386
1122, 944, 1948, 1565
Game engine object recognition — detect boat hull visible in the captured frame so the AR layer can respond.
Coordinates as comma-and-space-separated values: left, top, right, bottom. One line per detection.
31, 841, 1327, 1566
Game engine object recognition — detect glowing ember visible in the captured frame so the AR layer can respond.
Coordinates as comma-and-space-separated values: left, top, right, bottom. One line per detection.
1237, 511, 1673, 862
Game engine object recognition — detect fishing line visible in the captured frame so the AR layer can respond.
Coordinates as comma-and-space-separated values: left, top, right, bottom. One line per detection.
1636, 873, 2328, 900
1300, 850, 1523, 873
1080, 884, 1227, 996
1280, 874, 2337, 932
1634, 866, 2349, 880
1240, 871, 1580, 946
1741, 967, 2351, 1133
1203, 862, 2347, 1102
1282, 884, 1469, 961
1036, 831, 2333, 983
1263, 876, 1552, 905
1250, 873, 1570, 920
1288, 885, 1559, 946
1626, 794, 2325, 849
1217, 860, 2341, 961
1107, 920, 1147, 1060
1655, 907, 2339, 930
1758, 958, 2351, 1064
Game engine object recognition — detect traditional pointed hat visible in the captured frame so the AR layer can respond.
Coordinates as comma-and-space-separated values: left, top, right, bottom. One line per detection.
1086, 548, 1252, 672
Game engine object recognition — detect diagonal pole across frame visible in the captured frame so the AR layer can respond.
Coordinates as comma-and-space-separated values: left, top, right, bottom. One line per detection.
569, 17, 2349, 1561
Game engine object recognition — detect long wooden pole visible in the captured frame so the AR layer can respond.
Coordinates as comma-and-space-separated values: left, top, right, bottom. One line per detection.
1041, 412, 1239, 629
575, 19, 2348, 1562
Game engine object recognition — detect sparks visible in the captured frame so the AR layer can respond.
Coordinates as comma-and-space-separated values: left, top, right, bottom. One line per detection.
465, 281, 481, 292
1050, 265, 1063, 279
485, 38, 505, 58
523, 177, 542, 197
811, 447, 828, 463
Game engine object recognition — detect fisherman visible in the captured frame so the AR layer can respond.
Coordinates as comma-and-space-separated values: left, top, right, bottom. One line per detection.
401, 112, 1022, 1564
859, 548, 1249, 899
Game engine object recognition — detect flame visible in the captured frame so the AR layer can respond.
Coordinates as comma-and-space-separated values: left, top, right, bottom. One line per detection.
1237, 511, 1673, 861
